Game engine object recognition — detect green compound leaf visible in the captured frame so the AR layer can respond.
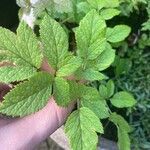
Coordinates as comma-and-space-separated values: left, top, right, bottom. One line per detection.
99, 84, 108, 99
54, 77, 71, 106
0, 27, 17, 54
99, 80, 115, 99
80, 85, 100, 100
106, 80, 115, 98
76, 9, 106, 60
0, 66, 36, 84
0, 22, 42, 68
110, 113, 131, 150
68, 81, 81, 100
96, 44, 115, 71
40, 14, 68, 70
0, 72, 53, 117
17, 21, 43, 68
0, 28, 23, 65
81, 98, 110, 119
81, 68, 107, 81
110, 91, 136, 108
57, 55, 82, 77
68, 82, 101, 103
65, 107, 104, 150
88, 43, 115, 71
113, 56, 132, 76
110, 113, 131, 132
106, 25, 131, 43
79, 84, 109, 119
100, 8, 120, 20
118, 129, 131, 150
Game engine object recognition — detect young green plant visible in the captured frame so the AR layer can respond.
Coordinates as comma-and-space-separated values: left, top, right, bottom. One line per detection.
0, 9, 135, 150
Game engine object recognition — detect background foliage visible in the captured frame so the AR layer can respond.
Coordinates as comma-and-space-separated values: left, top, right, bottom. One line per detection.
113, 0, 150, 149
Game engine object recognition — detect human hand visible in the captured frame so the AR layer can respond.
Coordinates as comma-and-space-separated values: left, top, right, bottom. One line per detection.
0, 61, 74, 150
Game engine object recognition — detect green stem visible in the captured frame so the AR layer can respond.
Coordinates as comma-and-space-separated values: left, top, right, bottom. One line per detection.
73, 0, 77, 21
77, 99, 80, 110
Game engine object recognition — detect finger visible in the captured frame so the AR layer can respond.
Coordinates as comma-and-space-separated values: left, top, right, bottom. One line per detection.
0, 83, 11, 101
0, 97, 75, 150
0, 117, 18, 128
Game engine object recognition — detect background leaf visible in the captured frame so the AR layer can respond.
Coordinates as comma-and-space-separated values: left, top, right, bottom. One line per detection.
106, 25, 131, 43
110, 113, 131, 132
106, 80, 115, 98
99, 84, 108, 99
110, 113, 131, 150
118, 129, 131, 150
110, 91, 136, 108
100, 8, 120, 20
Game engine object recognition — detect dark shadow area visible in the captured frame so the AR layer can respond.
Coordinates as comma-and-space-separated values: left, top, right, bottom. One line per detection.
0, 0, 19, 29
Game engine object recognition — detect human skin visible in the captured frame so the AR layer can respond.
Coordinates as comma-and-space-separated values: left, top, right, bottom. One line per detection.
0, 61, 75, 150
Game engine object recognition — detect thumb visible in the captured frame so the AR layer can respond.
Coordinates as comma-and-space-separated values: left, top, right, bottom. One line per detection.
0, 97, 75, 150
